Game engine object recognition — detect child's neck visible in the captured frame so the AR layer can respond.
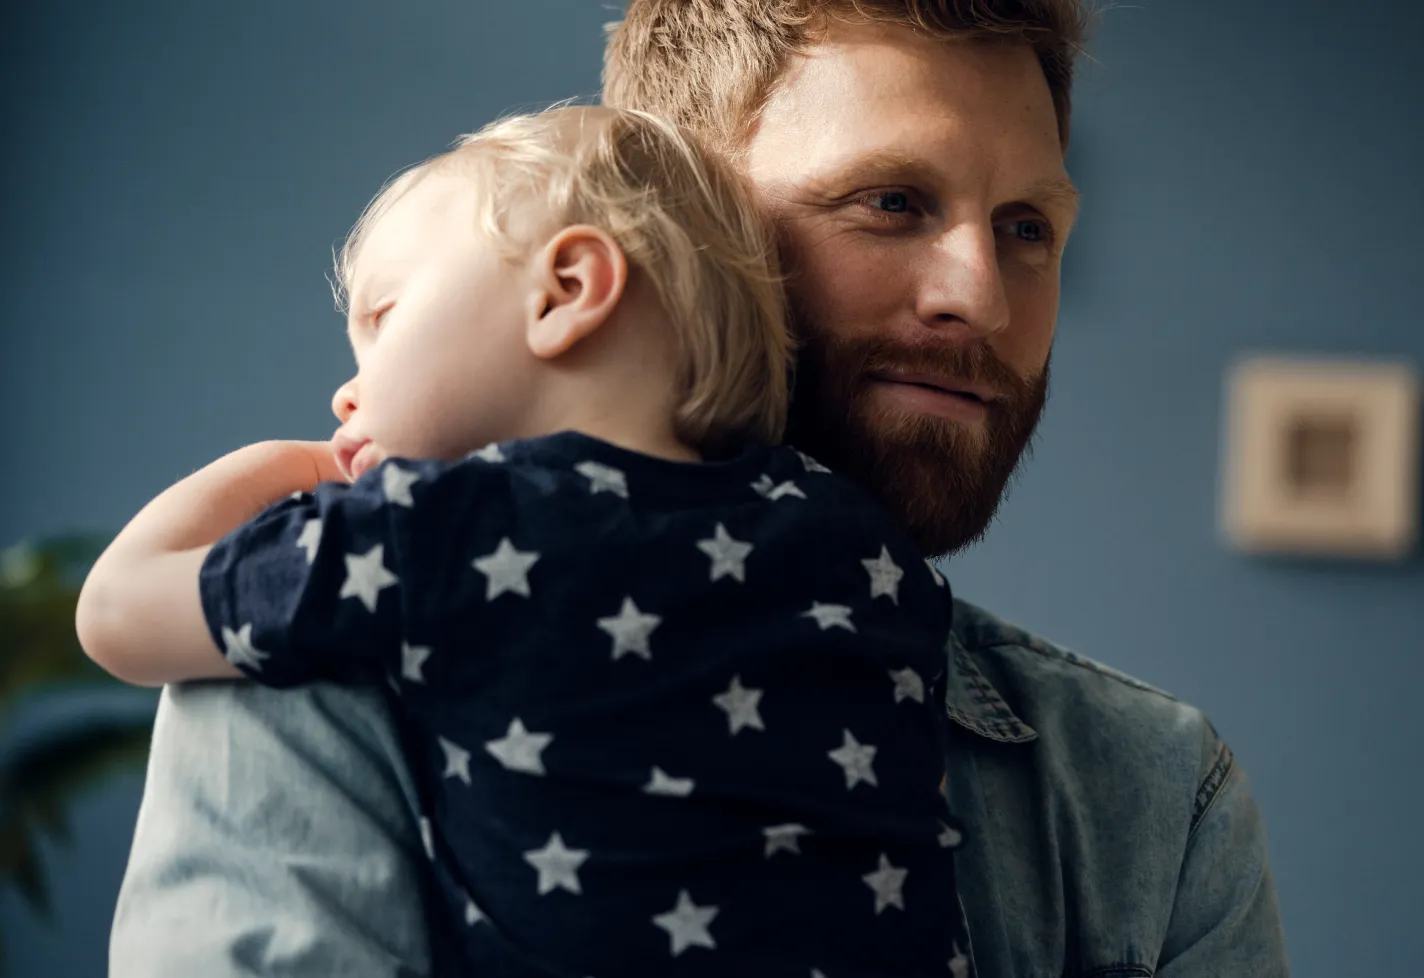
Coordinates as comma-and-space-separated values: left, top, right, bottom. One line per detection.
566, 417, 701, 463
522, 299, 702, 463
516, 382, 700, 464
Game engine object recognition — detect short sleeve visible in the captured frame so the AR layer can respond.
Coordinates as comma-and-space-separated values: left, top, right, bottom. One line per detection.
199, 455, 502, 688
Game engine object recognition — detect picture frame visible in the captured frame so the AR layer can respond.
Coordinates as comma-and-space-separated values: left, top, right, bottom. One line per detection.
1220, 356, 1420, 560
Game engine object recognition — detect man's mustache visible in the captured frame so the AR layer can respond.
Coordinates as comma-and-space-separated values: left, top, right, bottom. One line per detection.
857, 341, 1040, 404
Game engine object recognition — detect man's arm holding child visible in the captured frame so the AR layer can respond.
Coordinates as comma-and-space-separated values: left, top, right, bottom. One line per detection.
110, 680, 434, 978
76, 440, 343, 684
91, 441, 432, 976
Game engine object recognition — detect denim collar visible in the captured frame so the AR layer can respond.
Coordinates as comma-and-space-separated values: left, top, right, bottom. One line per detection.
944, 602, 1039, 744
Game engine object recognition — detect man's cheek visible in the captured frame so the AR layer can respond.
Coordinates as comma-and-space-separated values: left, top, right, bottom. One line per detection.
798, 280, 879, 343
997, 306, 1055, 377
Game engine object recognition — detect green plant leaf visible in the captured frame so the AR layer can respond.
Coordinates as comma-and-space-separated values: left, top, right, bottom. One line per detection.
0, 534, 152, 976
0, 536, 116, 713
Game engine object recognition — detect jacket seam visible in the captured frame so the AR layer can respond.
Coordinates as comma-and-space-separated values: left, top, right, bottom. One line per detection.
1084, 966, 1153, 977
1187, 740, 1235, 841
974, 638, 1180, 705
945, 642, 1039, 743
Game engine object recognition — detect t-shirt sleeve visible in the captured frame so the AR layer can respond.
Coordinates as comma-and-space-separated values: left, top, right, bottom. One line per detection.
199, 455, 500, 688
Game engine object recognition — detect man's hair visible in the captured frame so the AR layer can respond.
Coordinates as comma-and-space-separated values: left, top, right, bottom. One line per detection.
336, 106, 791, 454
602, 0, 1092, 153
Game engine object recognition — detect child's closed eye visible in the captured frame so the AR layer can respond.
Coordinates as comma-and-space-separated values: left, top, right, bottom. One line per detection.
369, 301, 395, 329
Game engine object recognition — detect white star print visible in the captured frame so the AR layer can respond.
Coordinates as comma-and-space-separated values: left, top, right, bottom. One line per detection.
862, 853, 907, 914
381, 463, 420, 507
644, 766, 695, 797
597, 597, 661, 661
796, 450, 831, 474
485, 718, 553, 775
339, 544, 399, 613
862, 546, 904, 604
220, 623, 269, 672
652, 889, 718, 956
401, 643, 431, 683
463, 894, 485, 926
889, 667, 926, 704
696, 523, 754, 583
803, 602, 856, 632
296, 518, 322, 564
948, 943, 970, 978
575, 460, 629, 498
467, 442, 505, 463
938, 820, 964, 849
926, 558, 947, 587
762, 823, 810, 857
828, 729, 878, 790
472, 538, 539, 600
524, 832, 588, 895
712, 674, 765, 734
419, 816, 434, 861
438, 736, 471, 785
751, 474, 807, 500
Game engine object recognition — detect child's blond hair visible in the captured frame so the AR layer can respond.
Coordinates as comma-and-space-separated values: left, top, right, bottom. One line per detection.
336, 105, 791, 454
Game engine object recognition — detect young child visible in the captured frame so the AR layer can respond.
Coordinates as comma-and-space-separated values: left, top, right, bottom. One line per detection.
78, 106, 972, 977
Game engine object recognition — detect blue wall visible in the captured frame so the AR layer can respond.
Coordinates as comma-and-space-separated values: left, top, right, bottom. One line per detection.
3, 0, 1420, 973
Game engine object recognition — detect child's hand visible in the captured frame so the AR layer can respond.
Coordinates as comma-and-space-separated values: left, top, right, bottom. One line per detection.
265, 439, 350, 492
77, 438, 351, 687
216, 440, 349, 526
99, 440, 346, 561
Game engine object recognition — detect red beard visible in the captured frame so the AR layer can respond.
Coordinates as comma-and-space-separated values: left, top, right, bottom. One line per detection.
786, 330, 1049, 557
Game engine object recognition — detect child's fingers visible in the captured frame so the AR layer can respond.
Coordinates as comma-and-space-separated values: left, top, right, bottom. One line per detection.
292, 440, 349, 486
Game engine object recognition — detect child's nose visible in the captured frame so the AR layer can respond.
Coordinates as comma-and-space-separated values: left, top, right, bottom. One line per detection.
331, 381, 359, 423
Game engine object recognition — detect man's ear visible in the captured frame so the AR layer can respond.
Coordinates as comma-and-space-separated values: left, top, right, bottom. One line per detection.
525, 225, 628, 360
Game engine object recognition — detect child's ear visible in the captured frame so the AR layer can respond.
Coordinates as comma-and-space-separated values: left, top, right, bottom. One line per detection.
525, 225, 628, 360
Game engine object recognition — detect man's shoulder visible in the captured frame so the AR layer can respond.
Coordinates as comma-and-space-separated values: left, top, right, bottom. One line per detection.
951, 597, 1181, 711
949, 598, 1230, 830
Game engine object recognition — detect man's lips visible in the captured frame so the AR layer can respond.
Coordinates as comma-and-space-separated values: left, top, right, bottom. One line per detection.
866, 370, 997, 424
868, 370, 998, 404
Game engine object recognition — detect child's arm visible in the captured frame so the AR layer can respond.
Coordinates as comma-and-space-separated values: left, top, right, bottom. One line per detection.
76, 440, 346, 687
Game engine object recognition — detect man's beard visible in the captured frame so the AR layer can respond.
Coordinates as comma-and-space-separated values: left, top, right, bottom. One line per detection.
785, 330, 1049, 558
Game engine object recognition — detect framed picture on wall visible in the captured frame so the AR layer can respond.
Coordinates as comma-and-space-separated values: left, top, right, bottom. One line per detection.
1221, 356, 1420, 560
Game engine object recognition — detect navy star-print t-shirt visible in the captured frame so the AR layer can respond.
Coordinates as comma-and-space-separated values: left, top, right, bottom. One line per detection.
200, 431, 973, 977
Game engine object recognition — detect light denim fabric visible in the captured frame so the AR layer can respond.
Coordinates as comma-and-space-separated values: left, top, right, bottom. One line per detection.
110, 599, 1289, 977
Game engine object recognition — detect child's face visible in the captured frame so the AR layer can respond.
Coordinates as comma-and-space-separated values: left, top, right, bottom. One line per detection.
331, 174, 538, 480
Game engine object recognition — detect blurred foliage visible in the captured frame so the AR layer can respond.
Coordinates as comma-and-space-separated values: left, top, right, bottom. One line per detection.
0, 536, 154, 971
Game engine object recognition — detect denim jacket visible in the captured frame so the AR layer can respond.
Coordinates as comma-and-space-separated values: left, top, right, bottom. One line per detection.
110, 599, 1289, 977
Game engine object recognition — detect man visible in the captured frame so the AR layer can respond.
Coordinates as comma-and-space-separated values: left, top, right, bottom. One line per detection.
111, 1, 1289, 975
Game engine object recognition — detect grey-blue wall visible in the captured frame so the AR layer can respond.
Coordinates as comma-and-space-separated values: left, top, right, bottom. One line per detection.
3, 0, 1420, 974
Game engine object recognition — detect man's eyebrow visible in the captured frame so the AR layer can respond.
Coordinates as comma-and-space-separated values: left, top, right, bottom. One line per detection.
808, 151, 1080, 218
1021, 175, 1081, 222
807, 150, 943, 193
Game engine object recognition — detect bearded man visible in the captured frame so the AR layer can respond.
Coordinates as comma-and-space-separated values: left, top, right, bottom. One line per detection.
110, 3, 1289, 975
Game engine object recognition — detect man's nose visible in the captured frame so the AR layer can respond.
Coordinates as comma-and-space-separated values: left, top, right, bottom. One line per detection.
331, 380, 359, 423
913, 223, 1011, 341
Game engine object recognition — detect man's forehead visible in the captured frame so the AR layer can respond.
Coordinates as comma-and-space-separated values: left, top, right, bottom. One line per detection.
768, 21, 1058, 130
748, 22, 1068, 203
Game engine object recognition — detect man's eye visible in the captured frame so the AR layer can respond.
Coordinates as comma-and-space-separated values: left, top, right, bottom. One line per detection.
862, 191, 914, 215
1003, 218, 1053, 244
